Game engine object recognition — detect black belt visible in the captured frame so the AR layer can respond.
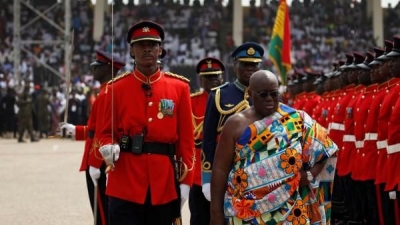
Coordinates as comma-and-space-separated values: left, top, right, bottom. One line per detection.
121, 142, 176, 156
88, 130, 95, 138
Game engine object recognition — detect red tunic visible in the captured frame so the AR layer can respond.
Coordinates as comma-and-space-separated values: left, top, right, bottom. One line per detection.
292, 92, 307, 111
381, 79, 400, 190
330, 85, 354, 175
75, 82, 109, 171
340, 85, 364, 176
302, 91, 321, 116
352, 84, 378, 181
317, 92, 332, 129
98, 69, 195, 205
326, 90, 343, 132
190, 91, 209, 186
312, 92, 328, 126
375, 78, 400, 184
361, 82, 388, 182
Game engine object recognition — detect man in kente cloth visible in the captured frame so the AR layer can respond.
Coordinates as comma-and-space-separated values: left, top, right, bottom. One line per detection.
210, 70, 339, 225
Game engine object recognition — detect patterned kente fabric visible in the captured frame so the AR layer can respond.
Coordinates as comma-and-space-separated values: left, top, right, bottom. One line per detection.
224, 103, 338, 225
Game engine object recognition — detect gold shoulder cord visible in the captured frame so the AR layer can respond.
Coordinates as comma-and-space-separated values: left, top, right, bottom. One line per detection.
214, 88, 250, 132
105, 71, 130, 94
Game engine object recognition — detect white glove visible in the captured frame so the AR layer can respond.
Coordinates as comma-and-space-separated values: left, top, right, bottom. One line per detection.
89, 166, 101, 186
202, 183, 211, 201
99, 144, 120, 165
389, 191, 397, 200
58, 122, 76, 136
180, 184, 190, 209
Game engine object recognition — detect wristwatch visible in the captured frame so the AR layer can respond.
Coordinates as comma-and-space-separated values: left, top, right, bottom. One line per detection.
306, 171, 314, 182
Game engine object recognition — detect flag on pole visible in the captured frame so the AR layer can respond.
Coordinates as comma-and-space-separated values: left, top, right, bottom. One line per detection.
268, 0, 291, 85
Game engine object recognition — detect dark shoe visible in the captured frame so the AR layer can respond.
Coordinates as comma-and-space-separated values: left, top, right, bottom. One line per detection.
18, 139, 26, 143
31, 139, 39, 142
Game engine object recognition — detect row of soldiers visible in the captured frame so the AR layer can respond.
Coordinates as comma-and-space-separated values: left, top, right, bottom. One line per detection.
286, 36, 400, 225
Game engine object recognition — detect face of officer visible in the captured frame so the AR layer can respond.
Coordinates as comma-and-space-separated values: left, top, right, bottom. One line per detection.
339, 70, 349, 87
391, 57, 400, 78
234, 61, 260, 86
130, 41, 162, 70
92, 63, 112, 84
370, 64, 385, 84
302, 79, 315, 92
347, 69, 359, 84
248, 70, 280, 117
380, 60, 392, 80
200, 75, 223, 93
358, 69, 372, 86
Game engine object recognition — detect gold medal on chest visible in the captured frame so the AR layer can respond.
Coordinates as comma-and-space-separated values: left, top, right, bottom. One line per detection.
157, 112, 164, 119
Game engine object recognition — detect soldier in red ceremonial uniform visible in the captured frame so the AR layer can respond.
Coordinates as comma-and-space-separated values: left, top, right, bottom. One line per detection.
329, 54, 354, 154
59, 50, 126, 225
385, 36, 400, 225
330, 53, 357, 223
97, 21, 195, 225
311, 72, 327, 125
326, 62, 344, 136
189, 57, 224, 225
301, 70, 321, 116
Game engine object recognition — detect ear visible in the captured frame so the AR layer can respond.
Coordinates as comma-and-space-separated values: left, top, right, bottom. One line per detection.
130, 45, 135, 58
159, 46, 163, 56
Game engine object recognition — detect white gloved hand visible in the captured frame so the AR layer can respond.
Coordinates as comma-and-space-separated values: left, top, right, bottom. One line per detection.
389, 191, 397, 200
99, 144, 120, 165
180, 184, 190, 209
89, 166, 101, 186
202, 183, 211, 201
58, 122, 76, 136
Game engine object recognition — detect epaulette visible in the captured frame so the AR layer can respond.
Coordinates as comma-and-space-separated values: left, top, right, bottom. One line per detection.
107, 71, 130, 85
210, 82, 229, 91
164, 71, 190, 83
190, 91, 203, 98
105, 71, 130, 93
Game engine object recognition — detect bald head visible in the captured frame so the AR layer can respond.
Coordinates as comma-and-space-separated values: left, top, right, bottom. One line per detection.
248, 70, 280, 116
249, 70, 279, 90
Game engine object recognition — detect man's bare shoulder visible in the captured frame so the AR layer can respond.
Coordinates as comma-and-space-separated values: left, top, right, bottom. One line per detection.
225, 108, 253, 124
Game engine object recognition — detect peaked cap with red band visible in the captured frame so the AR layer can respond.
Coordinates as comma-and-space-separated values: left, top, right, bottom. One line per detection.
196, 57, 225, 76
127, 20, 165, 45
90, 50, 126, 70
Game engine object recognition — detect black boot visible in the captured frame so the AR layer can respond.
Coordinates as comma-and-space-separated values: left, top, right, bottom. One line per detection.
18, 139, 25, 143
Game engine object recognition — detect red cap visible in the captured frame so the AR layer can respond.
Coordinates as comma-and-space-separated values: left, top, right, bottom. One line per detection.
196, 57, 225, 76
126, 20, 164, 45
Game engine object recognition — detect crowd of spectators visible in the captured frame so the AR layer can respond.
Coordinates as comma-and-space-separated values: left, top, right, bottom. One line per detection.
0, 0, 400, 136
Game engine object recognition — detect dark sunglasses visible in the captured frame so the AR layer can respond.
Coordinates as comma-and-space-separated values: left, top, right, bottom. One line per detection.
255, 90, 280, 98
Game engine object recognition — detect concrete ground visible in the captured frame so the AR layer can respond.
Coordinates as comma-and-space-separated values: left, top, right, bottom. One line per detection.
0, 138, 191, 225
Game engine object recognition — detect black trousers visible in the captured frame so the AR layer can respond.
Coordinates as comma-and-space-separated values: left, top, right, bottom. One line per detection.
377, 183, 395, 225
109, 190, 179, 225
349, 180, 378, 225
85, 163, 109, 225
331, 173, 347, 223
189, 184, 210, 225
